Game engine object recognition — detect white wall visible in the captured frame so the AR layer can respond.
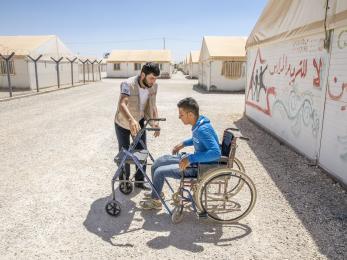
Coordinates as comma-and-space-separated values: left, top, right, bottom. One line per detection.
189, 63, 199, 79
198, 60, 245, 91
0, 58, 29, 89
210, 60, 245, 91
27, 60, 79, 89
107, 62, 171, 78
246, 33, 328, 160
246, 30, 347, 185
198, 61, 210, 90
318, 26, 347, 184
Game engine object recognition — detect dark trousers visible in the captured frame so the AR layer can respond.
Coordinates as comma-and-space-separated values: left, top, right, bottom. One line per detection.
115, 118, 146, 181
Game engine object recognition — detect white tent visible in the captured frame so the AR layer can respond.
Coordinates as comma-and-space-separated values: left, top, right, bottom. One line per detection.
245, 0, 347, 185
0, 35, 78, 89
198, 36, 247, 91
188, 51, 200, 79
106, 50, 172, 78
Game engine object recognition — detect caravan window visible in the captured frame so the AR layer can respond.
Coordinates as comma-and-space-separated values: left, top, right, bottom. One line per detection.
0, 60, 15, 75
113, 63, 121, 71
134, 63, 141, 71
159, 63, 163, 70
221, 61, 244, 79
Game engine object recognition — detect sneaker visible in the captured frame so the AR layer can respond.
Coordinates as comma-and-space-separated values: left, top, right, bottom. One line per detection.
140, 199, 162, 210
143, 191, 165, 200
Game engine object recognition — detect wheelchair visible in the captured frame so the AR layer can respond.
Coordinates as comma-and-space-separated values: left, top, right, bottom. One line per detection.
105, 122, 256, 225
170, 128, 257, 224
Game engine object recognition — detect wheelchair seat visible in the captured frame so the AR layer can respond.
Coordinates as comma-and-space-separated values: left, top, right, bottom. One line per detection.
114, 149, 149, 164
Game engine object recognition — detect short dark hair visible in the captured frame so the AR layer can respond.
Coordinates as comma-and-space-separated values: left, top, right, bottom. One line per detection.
141, 62, 160, 76
177, 97, 199, 117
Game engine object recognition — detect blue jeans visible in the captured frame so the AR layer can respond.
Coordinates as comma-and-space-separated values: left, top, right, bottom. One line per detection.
151, 154, 198, 199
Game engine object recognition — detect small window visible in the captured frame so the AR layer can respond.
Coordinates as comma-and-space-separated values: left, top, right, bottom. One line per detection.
134, 63, 141, 71
0, 60, 15, 75
221, 61, 244, 79
159, 63, 163, 70
113, 63, 120, 71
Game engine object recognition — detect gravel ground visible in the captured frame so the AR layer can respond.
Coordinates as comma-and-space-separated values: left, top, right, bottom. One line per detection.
0, 72, 346, 259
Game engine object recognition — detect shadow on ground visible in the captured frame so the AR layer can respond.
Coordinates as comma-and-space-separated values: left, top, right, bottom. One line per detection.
192, 84, 245, 95
83, 194, 252, 252
234, 116, 347, 259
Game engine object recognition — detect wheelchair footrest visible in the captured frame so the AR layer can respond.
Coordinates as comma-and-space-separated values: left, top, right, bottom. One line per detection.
198, 211, 208, 219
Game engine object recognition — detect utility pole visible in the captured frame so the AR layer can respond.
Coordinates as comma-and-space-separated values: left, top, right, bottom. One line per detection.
163, 37, 166, 49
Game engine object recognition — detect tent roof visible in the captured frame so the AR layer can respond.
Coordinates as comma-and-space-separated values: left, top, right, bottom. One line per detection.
0, 35, 57, 56
107, 50, 171, 62
189, 51, 200, 63
246, 0, 347, 48
202, 36, 247, 60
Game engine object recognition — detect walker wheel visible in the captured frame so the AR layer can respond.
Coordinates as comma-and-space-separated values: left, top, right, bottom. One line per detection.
119, 181, 133, 195
171, 205, 184, 224
105, 200, 121, 217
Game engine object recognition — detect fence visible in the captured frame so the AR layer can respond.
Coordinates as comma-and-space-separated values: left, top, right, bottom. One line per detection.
0, 52, 107, 98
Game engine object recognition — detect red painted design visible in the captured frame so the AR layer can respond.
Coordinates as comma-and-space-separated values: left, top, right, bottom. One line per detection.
246, 87, 276, 115
313, 58, 323, 88
328, 81, 347, 101
247, 48, 266, 100
246, 49, 276, 116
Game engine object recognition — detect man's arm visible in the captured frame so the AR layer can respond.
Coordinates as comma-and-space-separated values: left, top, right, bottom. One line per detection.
118, 82, 140, 135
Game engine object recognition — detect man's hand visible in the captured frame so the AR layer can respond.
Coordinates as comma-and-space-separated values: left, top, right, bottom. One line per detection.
179, 157, 190, 171
129, 118, 141, 136
172, 143, 184, 155
153, 125, 160, 137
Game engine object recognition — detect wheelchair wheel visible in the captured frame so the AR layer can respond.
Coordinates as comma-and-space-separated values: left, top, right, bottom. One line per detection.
171, 205, 184, 224
119, 181, 133, 195
233, 157, 245, 172
105, 200, 121, 217
196, 168, 256, 223
172, 191, 180, 206
228, 157, 246, 195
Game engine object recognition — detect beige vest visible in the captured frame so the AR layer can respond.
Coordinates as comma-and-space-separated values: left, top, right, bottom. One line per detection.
114, 75, 158, 130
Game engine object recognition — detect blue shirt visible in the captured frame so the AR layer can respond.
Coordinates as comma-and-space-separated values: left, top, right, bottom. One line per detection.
182, 115, 221, 164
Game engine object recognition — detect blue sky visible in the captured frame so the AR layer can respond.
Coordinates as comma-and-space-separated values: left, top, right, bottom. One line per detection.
1, 0, 268, 62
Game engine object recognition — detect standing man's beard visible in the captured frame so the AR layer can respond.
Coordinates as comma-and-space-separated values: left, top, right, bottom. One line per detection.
142, 77, 152, 88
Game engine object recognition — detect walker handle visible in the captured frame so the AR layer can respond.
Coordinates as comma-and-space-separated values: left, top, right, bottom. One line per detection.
148, 118, 166, 122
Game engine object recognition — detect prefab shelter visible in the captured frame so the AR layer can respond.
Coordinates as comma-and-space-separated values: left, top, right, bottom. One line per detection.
198, 36, 247, 91
0, 35, 78, 89
184, 54, 190, 75
106, 50, 171, 78
188, 51, 200, 79
245, 0, 347, 185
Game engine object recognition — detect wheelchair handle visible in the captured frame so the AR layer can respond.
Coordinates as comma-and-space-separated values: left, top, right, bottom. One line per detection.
225, 127, 239, 131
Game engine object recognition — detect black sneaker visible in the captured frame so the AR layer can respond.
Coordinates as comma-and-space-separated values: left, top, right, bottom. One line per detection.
135, 183, 151, 191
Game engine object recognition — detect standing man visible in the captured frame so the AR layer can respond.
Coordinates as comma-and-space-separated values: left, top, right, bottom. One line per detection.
114, 62, 161, 190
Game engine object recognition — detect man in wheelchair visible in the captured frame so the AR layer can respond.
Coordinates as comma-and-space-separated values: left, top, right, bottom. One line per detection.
140, 97, 221, 210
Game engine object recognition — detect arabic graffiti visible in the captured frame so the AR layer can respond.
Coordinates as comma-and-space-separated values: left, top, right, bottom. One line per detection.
313, 58, 323, 88
269, 55, 308, 86
328, 76, 347, 103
